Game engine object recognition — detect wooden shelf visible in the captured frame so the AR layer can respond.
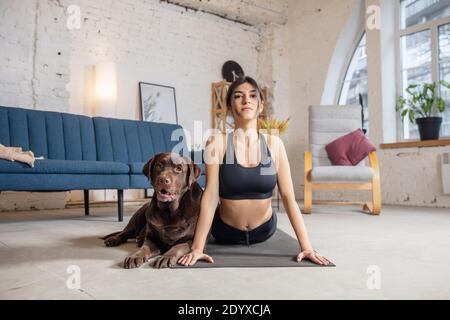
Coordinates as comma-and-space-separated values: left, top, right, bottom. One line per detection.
380, 138, 450, 149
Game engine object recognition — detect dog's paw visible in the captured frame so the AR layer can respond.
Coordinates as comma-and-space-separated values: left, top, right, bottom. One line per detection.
151, 254, 178, 269
104, 236, 123, 247
136, 237, 144, 247
123, 253, 149, 269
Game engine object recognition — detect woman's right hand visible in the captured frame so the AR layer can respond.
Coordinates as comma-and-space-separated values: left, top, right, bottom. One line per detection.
178, 249, 214, 266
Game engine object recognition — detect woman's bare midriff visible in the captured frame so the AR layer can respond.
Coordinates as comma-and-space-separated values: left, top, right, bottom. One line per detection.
217, 132, 275, 231
218, 198, 273, 231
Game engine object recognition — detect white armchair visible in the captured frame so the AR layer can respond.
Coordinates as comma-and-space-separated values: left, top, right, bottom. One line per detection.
303, 105, 381, 215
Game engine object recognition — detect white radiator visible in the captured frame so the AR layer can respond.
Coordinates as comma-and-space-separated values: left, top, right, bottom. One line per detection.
443, 152, 450, 194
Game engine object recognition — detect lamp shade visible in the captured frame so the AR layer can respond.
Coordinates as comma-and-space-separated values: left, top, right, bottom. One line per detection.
94, 61, 117, 117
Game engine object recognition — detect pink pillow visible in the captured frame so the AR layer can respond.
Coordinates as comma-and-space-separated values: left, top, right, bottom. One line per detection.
325, 129, 376, 166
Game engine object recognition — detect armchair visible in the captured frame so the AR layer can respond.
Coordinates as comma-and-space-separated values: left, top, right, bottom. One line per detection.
303, 105, 381, 215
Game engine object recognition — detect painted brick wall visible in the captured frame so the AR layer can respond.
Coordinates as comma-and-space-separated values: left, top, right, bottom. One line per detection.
0, 0, 282, 209
69, 0, 260, 136
3, 0, 445, 211
68, 0, 264, 202
0, 0, 73, 210
0, 0, 71, 111
0, 0, 36, 108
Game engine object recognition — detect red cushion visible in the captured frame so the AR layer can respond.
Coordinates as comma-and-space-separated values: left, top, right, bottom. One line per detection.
325, 129, 376, 166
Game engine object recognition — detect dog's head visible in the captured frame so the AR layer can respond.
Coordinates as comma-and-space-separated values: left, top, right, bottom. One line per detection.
143, 152, 201, 203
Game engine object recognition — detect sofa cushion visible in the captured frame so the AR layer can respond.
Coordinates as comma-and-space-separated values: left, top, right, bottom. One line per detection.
0, 106, 97, 161
0, 159, 129, 174
0, 106, 203, 190
0, 173, 129, 191
195, 163, 205, 175
93, 118, 189, 163
311, 166, 374, 182
325, 129, 376, 165
129, 162, 146, 174
129, 172, 205, 189
129, 161, 205, 176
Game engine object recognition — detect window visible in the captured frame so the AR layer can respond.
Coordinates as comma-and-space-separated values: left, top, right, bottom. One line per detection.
439, 23, 450, 136
338, 33, 368, 133
400, 0, 450, 28
399, 0, 450, 139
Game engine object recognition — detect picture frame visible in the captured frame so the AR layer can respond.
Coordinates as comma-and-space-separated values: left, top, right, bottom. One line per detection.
139, 82, 178, 124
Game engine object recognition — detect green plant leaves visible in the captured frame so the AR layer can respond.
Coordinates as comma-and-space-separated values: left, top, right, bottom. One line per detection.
396, 81, 448, 123
437, 97, 445, 113
440, 80, 450, 90
409, 109, 415, 123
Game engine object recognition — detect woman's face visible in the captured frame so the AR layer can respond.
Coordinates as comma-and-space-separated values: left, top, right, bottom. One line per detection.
230, 82, 261, 120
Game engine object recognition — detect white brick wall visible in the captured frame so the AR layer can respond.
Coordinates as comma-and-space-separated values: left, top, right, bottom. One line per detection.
33, 0, 71, 111
379, 147, 450, 207
0, 0, 71, 111
0, 0, 281, 209
0, 191, 67, 212
69, 0, 260, 132
0, 0, 37, 108
0, 0, 72, 210
68, 0, 266, 202
2, 0, 447, 211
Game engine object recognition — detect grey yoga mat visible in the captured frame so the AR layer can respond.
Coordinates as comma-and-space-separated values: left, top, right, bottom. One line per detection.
171, 229, 335, 268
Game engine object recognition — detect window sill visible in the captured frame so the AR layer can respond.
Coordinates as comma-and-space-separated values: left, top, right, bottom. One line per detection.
380, 138, 450, 150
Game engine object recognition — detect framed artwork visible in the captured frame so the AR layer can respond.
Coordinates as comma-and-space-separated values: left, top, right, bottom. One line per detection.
139, 82, 178, 124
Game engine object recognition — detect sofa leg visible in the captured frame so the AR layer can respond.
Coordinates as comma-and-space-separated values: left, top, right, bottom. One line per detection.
117, 189, 124, 222
84, 190, 89, 216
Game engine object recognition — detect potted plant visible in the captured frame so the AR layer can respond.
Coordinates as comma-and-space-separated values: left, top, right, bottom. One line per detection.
258, 116, 291, 136
396, 80, 450, 140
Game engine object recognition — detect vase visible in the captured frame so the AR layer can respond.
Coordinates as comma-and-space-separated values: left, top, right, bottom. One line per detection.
416, 117, 442, 141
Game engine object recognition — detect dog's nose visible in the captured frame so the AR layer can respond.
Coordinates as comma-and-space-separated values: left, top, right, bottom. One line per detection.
159, 176, 172, 185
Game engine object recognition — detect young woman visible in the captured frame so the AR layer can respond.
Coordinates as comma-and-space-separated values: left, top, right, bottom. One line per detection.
178, 76, 330, 266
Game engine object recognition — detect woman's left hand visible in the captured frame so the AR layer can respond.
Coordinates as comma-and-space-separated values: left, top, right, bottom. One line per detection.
297, 249, 331, 265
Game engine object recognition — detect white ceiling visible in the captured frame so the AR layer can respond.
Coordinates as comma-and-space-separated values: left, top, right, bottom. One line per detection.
162, 0, 289, 25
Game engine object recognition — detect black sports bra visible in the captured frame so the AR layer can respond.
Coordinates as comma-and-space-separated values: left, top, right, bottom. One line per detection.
219, 131, 277, 200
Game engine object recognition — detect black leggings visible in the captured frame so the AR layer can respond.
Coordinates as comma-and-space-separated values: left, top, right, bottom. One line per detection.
211, 205, 277, 245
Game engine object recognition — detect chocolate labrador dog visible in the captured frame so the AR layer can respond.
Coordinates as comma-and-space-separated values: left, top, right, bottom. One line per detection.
101, 152, 203, 269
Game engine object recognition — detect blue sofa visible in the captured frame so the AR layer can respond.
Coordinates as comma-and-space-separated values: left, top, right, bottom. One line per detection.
0, 106, 205, 221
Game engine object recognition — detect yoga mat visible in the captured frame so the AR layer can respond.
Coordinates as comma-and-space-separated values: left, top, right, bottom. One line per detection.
172, 229, 335, 268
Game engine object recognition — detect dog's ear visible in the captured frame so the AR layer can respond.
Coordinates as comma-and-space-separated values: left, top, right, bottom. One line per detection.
142, 156, 156, 181
187, 162, 202, 188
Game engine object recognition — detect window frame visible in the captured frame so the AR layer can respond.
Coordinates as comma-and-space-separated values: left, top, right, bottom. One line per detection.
337, 31, 369, 133
337, 32, 367, 106
396, 0, 450, 140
